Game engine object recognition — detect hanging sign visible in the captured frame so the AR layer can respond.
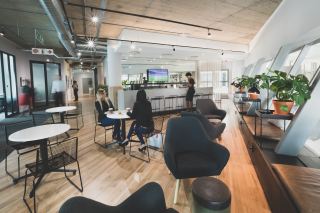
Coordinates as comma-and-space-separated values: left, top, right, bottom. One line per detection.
31, 48, 54, 55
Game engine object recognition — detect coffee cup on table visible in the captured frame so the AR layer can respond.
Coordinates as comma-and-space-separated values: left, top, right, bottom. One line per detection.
108, 108, 113, 113
126, 107, 131, 112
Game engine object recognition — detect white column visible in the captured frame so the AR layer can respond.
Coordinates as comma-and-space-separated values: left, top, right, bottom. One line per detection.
104, 46, 123, 108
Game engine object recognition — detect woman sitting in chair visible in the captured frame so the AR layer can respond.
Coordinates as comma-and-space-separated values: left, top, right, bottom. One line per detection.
95, 89, 121, 141
121, 89, 154, 151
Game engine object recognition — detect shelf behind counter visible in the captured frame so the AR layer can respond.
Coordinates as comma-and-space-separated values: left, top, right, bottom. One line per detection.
118, 87, 213, 111
122, 82, 188, 90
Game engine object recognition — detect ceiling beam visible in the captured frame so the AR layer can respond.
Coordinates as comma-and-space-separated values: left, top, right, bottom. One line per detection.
66, 2, 222, 32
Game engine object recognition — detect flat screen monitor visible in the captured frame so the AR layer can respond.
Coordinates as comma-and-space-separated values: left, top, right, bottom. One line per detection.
147, 69, 168, 82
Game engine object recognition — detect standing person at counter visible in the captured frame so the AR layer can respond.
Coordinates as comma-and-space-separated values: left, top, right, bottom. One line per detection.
95, 89, 121, 141
185, 72, 195, 111
120, 89, 154, 151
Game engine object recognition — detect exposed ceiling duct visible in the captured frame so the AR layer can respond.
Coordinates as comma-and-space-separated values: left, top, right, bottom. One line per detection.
39, 0, 77, 57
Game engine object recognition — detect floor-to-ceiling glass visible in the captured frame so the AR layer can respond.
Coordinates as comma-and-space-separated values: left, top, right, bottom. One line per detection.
30, 61, 61, 108
0, 52, 18, 118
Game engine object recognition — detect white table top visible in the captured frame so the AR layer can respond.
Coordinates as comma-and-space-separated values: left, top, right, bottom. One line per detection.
45, 106, 76, 113
106, 110, 130, 119
8, 124, 70, 143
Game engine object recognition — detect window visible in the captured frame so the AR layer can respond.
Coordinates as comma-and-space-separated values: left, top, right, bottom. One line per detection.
258, 59, 273, 74
281, 48, 302, 73
290, 42, 320, 83
217, 70, 229, 93
199, 71, 213, 87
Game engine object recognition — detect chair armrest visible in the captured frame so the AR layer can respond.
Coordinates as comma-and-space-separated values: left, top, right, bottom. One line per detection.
118, 182, 167, 213
205, 142, 230, 175
211, 109, 227, 120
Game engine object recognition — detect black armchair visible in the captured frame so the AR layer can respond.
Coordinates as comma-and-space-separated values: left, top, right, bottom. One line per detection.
181, 111, 226, 141
164, 117, 230, 204
196, 99, 226, 121
59, 182, 178, 213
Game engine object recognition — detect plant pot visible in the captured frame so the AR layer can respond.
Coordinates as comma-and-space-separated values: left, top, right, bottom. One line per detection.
272, 100, 294, 115
248, 93, 259, 100
239, 88, 245, 93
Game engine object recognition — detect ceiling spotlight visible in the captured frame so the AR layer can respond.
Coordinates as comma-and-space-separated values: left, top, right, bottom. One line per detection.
77, 52, 82, 57
87, 40, 95, 48
172, 46, 176, 51
91, 16, 99, 23
208, 29, 212, 37
221, 51, 224, 56
0, 31, 4, 36
46, 59, 50, 62
71, 39, 75, 44
80, 62, 83, 65
130, 42, 135, 50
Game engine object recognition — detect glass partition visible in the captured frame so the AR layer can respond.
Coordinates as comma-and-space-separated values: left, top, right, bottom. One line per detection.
290, 42, 320, 83
280, 48, 302, 73
257, 59, 273, 74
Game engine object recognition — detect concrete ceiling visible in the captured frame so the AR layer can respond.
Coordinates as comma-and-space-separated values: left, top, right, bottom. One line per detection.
66, 0, 282, 44
0, 0, 66, 54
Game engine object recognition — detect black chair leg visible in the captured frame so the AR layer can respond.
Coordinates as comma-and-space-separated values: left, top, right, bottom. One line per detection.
63, 161, 83, 192
129, 137, 150, 163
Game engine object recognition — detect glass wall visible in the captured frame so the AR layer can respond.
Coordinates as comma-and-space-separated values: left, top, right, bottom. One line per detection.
290, 42, 320, 83
199, 70, 229, 93
0, 51, 18, 118
31, 61, 61, 108
280, 48, 302, 73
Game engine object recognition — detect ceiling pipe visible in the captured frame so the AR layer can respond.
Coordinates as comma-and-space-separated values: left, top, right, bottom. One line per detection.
39, 0, 77, 57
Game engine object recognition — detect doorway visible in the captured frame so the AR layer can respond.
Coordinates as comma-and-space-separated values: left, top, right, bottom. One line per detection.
30, 61, 61, 108
0, 51, 18, 118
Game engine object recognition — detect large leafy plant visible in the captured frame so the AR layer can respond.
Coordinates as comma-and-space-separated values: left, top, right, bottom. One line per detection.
269, 70, 311, 105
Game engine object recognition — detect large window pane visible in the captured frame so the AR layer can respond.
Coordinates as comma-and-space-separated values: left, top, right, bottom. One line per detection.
199, 71, 213, 87
0, 54, 4, 119
9, 55, 17, 113
32, 63, 46, 107
258, 59, 273, 74
281, 49, 302, 73
291, 42, 320, 82
3, 53, 12, 115
46, 63, 60, 102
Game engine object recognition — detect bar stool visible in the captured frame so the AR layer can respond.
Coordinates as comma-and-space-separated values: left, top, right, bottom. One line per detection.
164, 95, 177, 113
193, 94, 202, 108
150, 96, 164, 113
176, 95, 186, 110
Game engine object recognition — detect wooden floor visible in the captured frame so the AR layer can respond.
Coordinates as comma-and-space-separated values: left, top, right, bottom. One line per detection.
0, 97, 270, 213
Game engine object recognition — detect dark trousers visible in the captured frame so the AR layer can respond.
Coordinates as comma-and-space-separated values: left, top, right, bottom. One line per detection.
101, 116, 121, 140
54, 92, 65, 106
73, 89, 78, 101
127, 121, 153, 145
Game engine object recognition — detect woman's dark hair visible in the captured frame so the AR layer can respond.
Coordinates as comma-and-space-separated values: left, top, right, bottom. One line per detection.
185, 72, 192, 77
136, 89, 147, 102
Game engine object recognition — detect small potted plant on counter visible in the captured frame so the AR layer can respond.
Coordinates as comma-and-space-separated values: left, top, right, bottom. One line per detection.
269, 70, 311, 115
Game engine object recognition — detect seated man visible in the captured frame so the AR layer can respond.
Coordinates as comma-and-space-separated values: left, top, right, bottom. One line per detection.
95, 89, 121, 141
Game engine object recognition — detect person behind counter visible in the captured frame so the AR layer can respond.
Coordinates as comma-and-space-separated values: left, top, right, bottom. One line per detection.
185, 72, 195, 111
120, 89, 154, 151
95, 89, 121, 141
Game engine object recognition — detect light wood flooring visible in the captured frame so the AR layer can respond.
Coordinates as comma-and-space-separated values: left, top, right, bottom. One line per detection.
0, 97, 270, 213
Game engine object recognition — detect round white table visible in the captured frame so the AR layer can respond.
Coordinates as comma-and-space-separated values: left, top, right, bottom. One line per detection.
106, 110, 130, 148
46, 106, 76, 123
9, 124, 70, 196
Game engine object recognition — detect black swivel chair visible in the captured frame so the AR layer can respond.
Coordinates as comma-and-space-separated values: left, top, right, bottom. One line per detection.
196, 99, 226, 121
164, 117, 230, 204
59, 182, 178, 213
180, 111, 226, 140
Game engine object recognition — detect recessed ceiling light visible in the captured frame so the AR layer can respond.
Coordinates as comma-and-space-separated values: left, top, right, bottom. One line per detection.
80, 62, 83, 65
71, 40, 75, 44
91, 16, 99, 23
46, 59, 50, 62
77, 52, 82, 56
0, 32, 4, 36
87, 40, 95, 48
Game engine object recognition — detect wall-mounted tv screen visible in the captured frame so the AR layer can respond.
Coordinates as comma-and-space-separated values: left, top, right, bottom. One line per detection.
147, 69, 168, 82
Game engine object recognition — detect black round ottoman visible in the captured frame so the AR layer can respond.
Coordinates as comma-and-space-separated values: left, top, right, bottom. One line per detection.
192, 177, 231, 213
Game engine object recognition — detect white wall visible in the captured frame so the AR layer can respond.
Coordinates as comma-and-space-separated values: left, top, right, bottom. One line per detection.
246, 0, 320, 69
0, 36, 66, 97
72, 72, 95, 97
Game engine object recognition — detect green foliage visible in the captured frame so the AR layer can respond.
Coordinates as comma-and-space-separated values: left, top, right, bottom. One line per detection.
97, 84, 108, 94
241, 75, 260, 89
262, 70, 311, 106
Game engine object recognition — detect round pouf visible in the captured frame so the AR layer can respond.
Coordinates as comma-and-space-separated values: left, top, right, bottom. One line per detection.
192, 177, 231, 213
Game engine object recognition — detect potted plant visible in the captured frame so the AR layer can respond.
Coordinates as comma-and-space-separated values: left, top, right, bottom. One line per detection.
231, 77, 245, 93
255, 72, 273, 113
242, 75, 261, 100
269, 70, 311, 115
